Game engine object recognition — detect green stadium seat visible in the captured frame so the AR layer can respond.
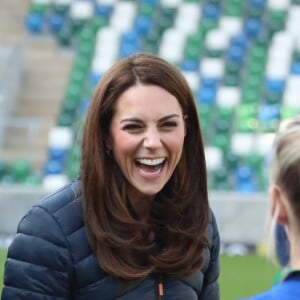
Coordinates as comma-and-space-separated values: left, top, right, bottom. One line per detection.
235, 103, 258, 132
244, 153, 264, 170
211, 167, 232, 190
0, 160, 9, 180
223, 1, 245, 17
184, 43, 202, 60
142, 28, 160, 54
235, 117, 258, 133
29, 1, 49, 15
53, 0, 72, 14
259, 119, 279, 133
61, 98, 78, 116
225, 152, 240, 171
281, 106, 300, 119
138, 3, 155, 17
199, 19, 218, 37
225, 60, 240, 77
66, 150, 80, 180
200, 106, 214, 139
212, 133, 230, 153
216, 106, 235, 121
241, 85, 261, 104
56, 26, 73, 46
263, 90, 282, 104
90, 16, 109, 34
248, 46, 268, 66
243, 73, 263, 92
214, 118, 231, 135
184, 0, 203, 3
65, 82, 83, 104
23, 174, 42, 186
56, 112, 74, 127
265, 9, 287, 35
222, 73, 240, 86
10, 159, 32, 183
69, 68, 86, 87
246, 4, 265, 19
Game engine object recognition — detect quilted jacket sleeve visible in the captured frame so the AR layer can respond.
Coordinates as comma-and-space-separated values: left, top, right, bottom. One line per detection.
1, 205, 74, 300
199, 211, 220, 299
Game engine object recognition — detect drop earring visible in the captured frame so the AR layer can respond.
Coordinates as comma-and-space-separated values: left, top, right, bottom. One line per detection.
106, 148, 112, 156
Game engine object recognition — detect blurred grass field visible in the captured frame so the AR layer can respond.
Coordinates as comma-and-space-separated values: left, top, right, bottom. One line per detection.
0, 248, 277, 299
219, 254, 277, 300
1, 249, 6, 294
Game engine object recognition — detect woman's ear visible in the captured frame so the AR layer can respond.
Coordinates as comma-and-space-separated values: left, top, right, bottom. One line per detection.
269, 185, 289, 225
105, 134, 112, 150
105, 135, 113, 156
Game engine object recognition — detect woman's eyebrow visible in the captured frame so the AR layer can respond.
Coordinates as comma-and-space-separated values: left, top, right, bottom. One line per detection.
159, 114, 181, 122
120, 118, 142, 123
120, 114, 180, 123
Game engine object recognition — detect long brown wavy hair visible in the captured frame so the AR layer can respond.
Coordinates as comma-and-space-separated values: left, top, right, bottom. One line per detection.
81, 53, 209, 282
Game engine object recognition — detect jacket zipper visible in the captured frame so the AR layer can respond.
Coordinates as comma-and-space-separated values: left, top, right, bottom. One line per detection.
158, 274, 164, 300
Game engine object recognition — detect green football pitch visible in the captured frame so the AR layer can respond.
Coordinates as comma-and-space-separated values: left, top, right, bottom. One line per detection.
219, 254, 277, 300
0, 248, 277, 299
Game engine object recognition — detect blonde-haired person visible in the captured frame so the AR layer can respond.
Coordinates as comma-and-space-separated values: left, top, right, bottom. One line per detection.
244, 117, 300, 300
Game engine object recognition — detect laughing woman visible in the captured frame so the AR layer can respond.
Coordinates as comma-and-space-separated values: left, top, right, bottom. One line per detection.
1, 53, 220, 299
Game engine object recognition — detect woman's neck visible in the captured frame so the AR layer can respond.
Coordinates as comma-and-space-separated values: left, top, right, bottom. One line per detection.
126, 186, 154, 220
286, 228, 300, 269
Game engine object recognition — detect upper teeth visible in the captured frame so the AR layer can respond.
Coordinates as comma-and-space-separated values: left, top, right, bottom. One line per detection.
136, 158, 165, 166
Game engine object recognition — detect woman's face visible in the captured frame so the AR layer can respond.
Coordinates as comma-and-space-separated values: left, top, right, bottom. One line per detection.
109, 84, 186, 198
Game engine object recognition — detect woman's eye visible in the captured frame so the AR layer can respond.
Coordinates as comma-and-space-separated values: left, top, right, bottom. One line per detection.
123, 124, 142, 131
162, 121, 177, 128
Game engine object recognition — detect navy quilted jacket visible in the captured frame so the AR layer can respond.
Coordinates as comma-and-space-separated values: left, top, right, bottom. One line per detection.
1, 180, 220, 300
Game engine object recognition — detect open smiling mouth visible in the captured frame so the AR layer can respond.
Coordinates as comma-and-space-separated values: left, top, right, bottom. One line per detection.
135, 158, 166, 175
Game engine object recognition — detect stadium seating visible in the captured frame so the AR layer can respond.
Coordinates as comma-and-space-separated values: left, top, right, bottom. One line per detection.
0, 158, 41, 186
12, 0, 300, 192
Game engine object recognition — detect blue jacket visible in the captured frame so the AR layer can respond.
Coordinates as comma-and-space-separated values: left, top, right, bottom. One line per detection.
1, 180, 220, 299
243, 280, 300, 300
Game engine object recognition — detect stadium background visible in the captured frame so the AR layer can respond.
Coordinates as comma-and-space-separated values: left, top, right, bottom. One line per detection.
1, 0, 300, 298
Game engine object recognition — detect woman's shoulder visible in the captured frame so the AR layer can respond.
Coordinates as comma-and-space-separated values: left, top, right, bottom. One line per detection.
207, 208, 220, 245
241, 293, 271, 300
6, 180, 88, 271
242, 279, 300, 300
36, 179, 83, 221
2, 180, 88, 298
37, 179, 83, 213
16, 180, 84, 246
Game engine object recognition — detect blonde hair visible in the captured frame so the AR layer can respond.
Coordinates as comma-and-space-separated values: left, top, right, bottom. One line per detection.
266, 116, 300, 265
265, 205, 280, 265
271, 118, 300, 189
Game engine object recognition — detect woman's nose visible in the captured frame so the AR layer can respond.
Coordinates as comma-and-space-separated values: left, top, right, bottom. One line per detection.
143, 129, 162, 149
